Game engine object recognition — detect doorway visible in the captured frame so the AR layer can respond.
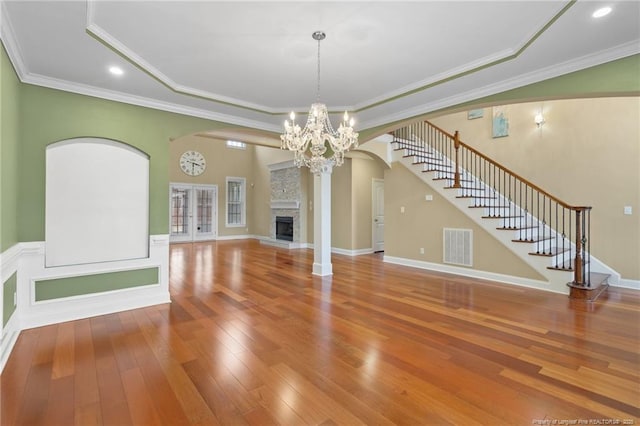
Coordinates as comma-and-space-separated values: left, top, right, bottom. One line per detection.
372, 179, 384, 252
170, 184, 218, 242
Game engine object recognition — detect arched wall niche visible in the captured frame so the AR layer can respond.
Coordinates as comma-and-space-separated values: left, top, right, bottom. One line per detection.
45, 137, 150, 267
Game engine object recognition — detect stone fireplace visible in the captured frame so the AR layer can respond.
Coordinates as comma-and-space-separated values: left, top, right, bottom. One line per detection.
266, 161, 307, 247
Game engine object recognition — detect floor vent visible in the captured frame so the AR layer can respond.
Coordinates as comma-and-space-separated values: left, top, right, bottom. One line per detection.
443, 228, 473, 267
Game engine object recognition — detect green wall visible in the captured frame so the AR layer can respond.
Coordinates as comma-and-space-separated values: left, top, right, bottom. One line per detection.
17, 85, 241, 242
3, 272, 17, 326
1, 44, 21, 252
35, 267, 159, 301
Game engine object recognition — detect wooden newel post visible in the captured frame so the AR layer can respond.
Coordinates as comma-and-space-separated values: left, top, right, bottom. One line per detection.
453, 130, 461, 188
574, 208, 584, 286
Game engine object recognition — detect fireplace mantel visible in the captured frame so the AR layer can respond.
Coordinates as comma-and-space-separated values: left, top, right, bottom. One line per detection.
270, 200, 300, 209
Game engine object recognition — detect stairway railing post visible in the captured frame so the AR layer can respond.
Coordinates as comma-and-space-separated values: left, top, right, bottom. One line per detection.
574, 208, 584, 286
453, 130, 461, 188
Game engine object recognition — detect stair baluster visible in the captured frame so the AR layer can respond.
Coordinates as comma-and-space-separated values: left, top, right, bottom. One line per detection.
392, 121, 595, 289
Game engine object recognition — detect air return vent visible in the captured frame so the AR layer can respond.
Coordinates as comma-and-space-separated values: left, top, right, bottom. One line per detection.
443, 228, 473, 267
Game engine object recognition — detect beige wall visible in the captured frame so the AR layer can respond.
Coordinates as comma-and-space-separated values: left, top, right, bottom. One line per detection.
328, 156, 386, 251
430, 97, 640, 280
169, 135, 255, 237
352, 156, 385, 249
384, 164, 545, 280
331, 161, 353, 249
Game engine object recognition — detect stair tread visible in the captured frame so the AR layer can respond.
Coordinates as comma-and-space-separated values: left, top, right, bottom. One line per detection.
547, 258, 591, 271
433, 177, 473, 182
496, 225, 538, 230
457, 195, 497, 199
413, 160, 449, 166
423, 168, 453, 172
512, 236, 553, 243
529, 247, 570, 256
481, 215, 523, 219
470, 205, 510, 209
445, 186, 487, 190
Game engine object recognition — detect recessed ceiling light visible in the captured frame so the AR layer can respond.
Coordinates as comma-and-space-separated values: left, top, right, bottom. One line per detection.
108, 66, 124, 76
592, 6, 612, 18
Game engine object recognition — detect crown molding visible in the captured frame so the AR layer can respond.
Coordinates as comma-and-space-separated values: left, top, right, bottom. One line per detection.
0, 0, 27, 80
359, 41, 640, 130
20, 72, 281, 132
84, 0, 578, 117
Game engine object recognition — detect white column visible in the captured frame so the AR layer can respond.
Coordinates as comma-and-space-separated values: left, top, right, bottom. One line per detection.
312, 166, 333, 276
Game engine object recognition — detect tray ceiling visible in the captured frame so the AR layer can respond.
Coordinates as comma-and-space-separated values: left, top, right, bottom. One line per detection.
2, 1, 638, 133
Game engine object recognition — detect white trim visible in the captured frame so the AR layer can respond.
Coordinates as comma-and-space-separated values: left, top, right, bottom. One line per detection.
332, 247, 374, 256
20, 287, 170, 331
0, 0, 27, 81
216, 234, 253, 241
19, 72, 282, 133
268, 160, 296, 171
0, 243, 21, 282
615, 278, 640, 291
383, 255, 560, 294
0, 313, 20, 373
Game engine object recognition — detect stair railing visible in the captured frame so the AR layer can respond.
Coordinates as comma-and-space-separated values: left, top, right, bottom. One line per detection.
393, 121, 592, 287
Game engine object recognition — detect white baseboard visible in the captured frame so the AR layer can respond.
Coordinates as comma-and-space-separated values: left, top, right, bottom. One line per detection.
615, 278, 640, 290
332, 247, 375, 256
0, 313, 20, 373
21, 286, 171, 330
217, 234, 254, 241
383, 255, 562, 294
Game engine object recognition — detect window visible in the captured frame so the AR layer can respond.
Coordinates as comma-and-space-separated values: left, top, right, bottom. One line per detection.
226, 177, 246, 227
226, 140, 246, 150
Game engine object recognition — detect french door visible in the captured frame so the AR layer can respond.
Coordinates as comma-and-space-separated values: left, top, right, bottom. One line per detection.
170, 184, 217, 242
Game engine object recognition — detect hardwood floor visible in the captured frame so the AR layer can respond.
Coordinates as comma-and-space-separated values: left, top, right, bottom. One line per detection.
2, 239, 639, 425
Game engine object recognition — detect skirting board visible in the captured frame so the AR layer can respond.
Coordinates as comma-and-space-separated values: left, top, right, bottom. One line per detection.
0, 313, 20, 373
617, 278, 640, 290
21, 287, 171, 330
383, 255, 562, 294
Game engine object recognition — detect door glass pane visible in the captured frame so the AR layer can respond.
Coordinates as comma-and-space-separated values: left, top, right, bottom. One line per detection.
196, 188, 213, 233
171, 188, 190, 235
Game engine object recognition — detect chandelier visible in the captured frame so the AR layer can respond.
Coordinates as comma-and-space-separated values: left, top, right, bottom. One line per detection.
281, 31, 359, 174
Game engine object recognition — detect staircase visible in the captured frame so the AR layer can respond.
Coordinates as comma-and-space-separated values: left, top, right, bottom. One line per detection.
391, 121, 618, 299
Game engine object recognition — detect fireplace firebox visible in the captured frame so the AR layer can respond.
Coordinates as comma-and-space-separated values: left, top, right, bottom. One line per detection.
275, 216, 294, 241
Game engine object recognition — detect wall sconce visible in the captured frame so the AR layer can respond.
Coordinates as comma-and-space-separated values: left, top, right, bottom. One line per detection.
534, 112, 545, 128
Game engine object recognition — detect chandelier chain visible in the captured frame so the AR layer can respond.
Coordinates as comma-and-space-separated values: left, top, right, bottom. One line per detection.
316, 36, 321, 102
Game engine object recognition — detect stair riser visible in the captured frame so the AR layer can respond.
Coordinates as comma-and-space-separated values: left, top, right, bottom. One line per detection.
481, 207, 515, 217
510, 229, 542, 240
457, 189, 491, 198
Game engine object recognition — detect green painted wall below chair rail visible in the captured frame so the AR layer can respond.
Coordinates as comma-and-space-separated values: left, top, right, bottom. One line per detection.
34, 267, 159, 301
3, 272, 17, 326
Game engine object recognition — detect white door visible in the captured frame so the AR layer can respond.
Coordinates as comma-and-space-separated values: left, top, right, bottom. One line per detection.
170, 184, 217, 242
372, 179, 384, 252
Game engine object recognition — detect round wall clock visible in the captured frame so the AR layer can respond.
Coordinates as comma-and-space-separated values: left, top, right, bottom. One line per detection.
179, 150, 206, 176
